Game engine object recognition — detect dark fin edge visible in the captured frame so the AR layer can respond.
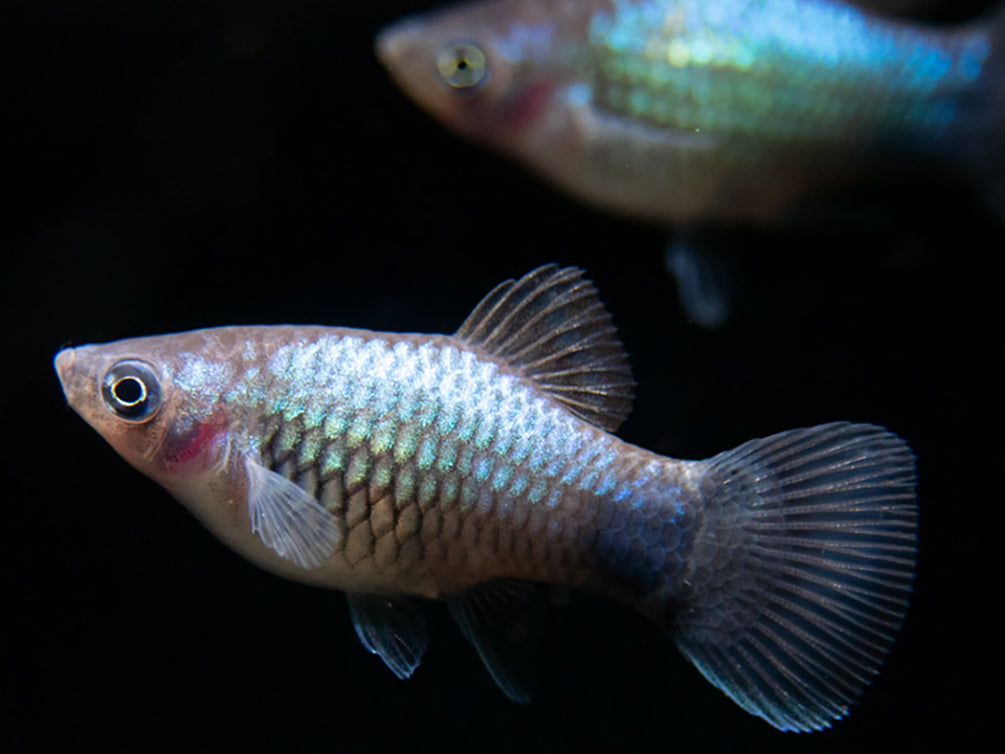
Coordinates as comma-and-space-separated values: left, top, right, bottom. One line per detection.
454, 265, 635, 432
447, 580, 550, 703
347, 594, 430, 680
671, 423, 918, 732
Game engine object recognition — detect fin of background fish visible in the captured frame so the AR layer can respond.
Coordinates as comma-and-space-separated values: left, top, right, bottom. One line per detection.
668, 422, 916, 732
246, 458, 341, 569
347, 594, 430, 679
664, 230, 734, 329
447, 580, 548, 702
455, 264, 635, 431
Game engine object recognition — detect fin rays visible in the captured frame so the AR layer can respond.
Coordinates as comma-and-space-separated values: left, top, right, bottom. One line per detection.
454, 265, 634, 431
447, 580, 548, 703
346, 594, 429, 679
245, 458, 340, 569
673, 423, 917, 732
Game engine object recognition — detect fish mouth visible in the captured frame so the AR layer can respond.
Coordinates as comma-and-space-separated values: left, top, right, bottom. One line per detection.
54, 347, 76, 401
54, 345, 98, 411
374, 19, 418, 70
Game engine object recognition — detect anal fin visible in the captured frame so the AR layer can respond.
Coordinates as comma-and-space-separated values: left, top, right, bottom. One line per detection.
447, 580, 549, 703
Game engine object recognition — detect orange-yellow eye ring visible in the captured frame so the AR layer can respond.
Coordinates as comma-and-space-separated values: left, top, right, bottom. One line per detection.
437, 42, 488, 89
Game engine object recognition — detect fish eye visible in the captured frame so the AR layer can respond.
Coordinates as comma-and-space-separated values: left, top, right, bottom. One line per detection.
436, 42, 488, 89
101, 360, 162, 423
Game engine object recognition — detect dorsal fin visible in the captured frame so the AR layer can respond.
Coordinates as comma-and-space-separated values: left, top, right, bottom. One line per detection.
454, 265, 635, 432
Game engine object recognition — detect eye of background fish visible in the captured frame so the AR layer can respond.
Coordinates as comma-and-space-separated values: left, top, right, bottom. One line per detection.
436, 42, 487, 89
101, 360, 162, 422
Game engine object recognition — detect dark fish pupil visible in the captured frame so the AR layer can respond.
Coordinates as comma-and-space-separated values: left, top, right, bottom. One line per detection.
437, 42, 487, 89
113, 376, 145, 406
102, 359, 162, 422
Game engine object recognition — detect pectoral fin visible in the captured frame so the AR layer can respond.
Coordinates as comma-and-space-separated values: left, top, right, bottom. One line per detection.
245, 458, 341, 569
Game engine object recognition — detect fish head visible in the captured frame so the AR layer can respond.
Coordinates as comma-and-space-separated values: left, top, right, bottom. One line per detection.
376, 0, 581, 152
54, 331, 239, 497
55, 327, 346, 581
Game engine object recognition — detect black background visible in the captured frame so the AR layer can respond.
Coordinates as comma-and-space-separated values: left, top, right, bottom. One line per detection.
4, 1, 1001, 752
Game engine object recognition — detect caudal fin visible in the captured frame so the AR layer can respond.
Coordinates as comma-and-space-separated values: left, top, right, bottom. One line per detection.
671, 423, 917, 732
989, 10, 1005, 220
969, 8, 1005, 220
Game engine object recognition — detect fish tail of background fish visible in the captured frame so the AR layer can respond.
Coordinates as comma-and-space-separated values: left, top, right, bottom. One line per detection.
657, 422, 917, 732
969, 8, 1005, 220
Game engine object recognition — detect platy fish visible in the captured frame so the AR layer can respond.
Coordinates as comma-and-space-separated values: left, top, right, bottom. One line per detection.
55, 266, 917, 732
377, 0, 1005, 324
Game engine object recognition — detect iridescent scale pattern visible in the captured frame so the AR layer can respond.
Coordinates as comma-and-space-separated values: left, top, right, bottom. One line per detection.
239, 333, 696, 597
587, 0, 990, 149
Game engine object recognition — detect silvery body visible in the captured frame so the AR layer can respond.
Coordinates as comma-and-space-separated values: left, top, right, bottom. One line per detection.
54, 266, 917, 732
377, 0, 1004, 326
378, 0, 1004, 224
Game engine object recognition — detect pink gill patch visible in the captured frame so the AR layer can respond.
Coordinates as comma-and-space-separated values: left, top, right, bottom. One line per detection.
162, 414, 228, 471
499, 80, 553, 138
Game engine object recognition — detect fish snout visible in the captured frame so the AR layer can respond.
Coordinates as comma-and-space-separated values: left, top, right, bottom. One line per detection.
54, 347, 77, 400
54, 345, 99, 409
374, 21, 412, 70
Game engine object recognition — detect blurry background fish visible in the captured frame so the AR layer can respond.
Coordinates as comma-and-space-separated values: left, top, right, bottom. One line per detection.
377, 0, 1004, 326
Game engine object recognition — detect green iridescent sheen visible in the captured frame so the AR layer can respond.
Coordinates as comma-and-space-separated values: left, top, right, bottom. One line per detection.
588, 0, 991, 150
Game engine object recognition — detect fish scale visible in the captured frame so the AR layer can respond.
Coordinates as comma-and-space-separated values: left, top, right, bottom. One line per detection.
55, 265, 917, 731
590, 4, 974, 145
249, 331, 664, 593
263, 405, 428, 575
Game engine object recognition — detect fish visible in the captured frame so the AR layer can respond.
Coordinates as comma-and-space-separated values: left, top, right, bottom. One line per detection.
54, 265, 918, 732
376, 0, 1005, 324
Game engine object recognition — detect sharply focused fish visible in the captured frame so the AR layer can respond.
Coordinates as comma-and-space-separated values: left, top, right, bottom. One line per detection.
54, 266, 917, 731
377, 0, 1005, 324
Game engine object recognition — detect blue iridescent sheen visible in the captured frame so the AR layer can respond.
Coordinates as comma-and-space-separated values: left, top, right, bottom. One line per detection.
588, 0, 991, 148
